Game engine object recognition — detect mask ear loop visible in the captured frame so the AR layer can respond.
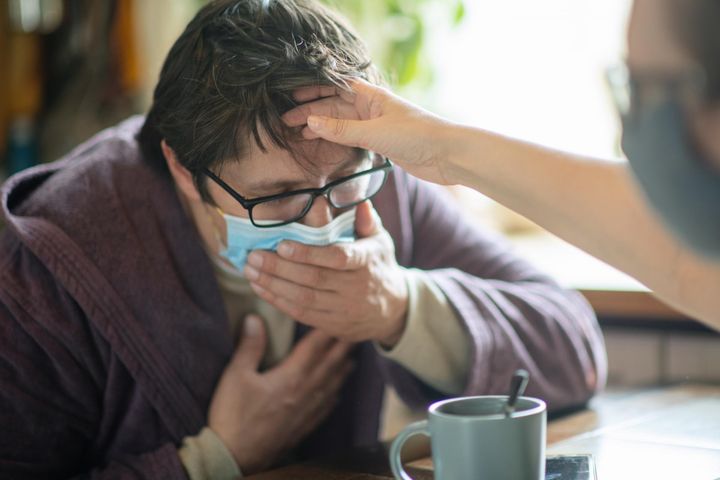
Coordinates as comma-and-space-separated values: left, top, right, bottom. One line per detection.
204, 203, 229, 252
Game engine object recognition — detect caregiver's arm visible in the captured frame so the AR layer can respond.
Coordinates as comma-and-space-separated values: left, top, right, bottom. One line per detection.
443, 128, 715, 324
284, 80, 720, 327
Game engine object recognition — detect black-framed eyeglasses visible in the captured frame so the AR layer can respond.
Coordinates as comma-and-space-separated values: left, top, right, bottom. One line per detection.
605, 63, 706, 119
203, 155, 392, 228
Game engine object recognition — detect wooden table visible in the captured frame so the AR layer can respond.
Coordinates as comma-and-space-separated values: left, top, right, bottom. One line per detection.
248, 384, 720, 479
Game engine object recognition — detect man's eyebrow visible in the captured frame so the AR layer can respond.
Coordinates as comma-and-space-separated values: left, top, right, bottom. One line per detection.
244, 151, 367, 195
245, 178, 305, 194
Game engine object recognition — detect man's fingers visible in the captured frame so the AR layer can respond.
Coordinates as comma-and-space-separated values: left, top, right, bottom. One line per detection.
307, 341, 355, 385
276, 237, 377, 270
247, 270, 343, 311
307, 361, 353, 414
245, 251, 343, 291
231, 315, 267, 371
354, 201, 381, 238
269, 327, 336, 379
250, 282, 349, 337
325, 341, 355, 369
250, 283, 335, 328
326, 360, 354, 395
297, 360, 354, 437
295, 391, 341, 441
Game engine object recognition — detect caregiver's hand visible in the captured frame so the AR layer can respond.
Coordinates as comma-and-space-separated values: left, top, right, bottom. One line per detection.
244, 201, 409, 347
283, 78, 457, 185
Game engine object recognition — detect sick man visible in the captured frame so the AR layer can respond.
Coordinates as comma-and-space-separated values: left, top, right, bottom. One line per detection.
0, 0, 606, 478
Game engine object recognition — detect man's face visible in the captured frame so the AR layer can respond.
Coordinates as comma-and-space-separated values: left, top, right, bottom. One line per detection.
206, 136, 371, 228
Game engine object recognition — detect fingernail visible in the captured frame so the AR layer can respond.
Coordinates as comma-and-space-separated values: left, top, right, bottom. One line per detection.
278, 242, 294, 257
244, 315, 260, 336
244, 265, 260, 281
307, 115, 324, 130
247, 251, 263, 268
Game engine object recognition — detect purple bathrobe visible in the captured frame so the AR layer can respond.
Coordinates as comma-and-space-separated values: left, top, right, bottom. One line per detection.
0, 117, 606, 479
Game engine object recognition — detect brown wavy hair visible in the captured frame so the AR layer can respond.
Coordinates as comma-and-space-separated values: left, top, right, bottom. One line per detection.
137, 0, 379, 201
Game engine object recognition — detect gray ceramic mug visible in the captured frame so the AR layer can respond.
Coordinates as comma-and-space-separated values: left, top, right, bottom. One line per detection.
390, 396, 547, 480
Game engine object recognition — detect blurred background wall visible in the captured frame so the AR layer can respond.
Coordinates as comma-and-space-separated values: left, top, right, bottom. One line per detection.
0, 0, 464, 179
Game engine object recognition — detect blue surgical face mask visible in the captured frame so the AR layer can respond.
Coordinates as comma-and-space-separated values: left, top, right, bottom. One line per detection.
621, 98, 720, 259
215, 209, 356, 273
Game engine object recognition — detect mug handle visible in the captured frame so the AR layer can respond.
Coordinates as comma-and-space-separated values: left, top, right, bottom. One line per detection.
389, 420, 430, 480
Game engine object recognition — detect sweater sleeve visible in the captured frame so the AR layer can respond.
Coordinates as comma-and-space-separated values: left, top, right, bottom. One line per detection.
377, 170, 607, 412
374, 268, 471, 395
178, 427, 242, 480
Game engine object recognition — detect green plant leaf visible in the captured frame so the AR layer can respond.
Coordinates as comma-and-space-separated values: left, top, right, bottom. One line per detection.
318, 0, 464, 90
453, 1, 466, 26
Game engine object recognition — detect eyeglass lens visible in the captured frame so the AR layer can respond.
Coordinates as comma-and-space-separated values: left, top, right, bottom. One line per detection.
251, 168, 387, 226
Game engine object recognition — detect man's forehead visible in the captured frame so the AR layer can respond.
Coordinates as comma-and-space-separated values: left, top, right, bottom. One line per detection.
219, 135, 364, 191
285, 137, 357, 166
249, 136, 360, 169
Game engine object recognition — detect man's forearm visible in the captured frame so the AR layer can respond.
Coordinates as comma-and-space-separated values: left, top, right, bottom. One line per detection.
441, 124, 719, 324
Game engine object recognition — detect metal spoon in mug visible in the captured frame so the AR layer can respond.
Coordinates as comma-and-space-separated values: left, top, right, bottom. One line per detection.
504, 369, 530, 417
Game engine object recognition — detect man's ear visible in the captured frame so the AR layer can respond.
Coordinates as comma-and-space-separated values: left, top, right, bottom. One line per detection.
162, 140, 202, 202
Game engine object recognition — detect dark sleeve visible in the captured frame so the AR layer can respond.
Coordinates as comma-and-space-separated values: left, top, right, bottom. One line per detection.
378, 170, 607, 412
0, 241, 189, 480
